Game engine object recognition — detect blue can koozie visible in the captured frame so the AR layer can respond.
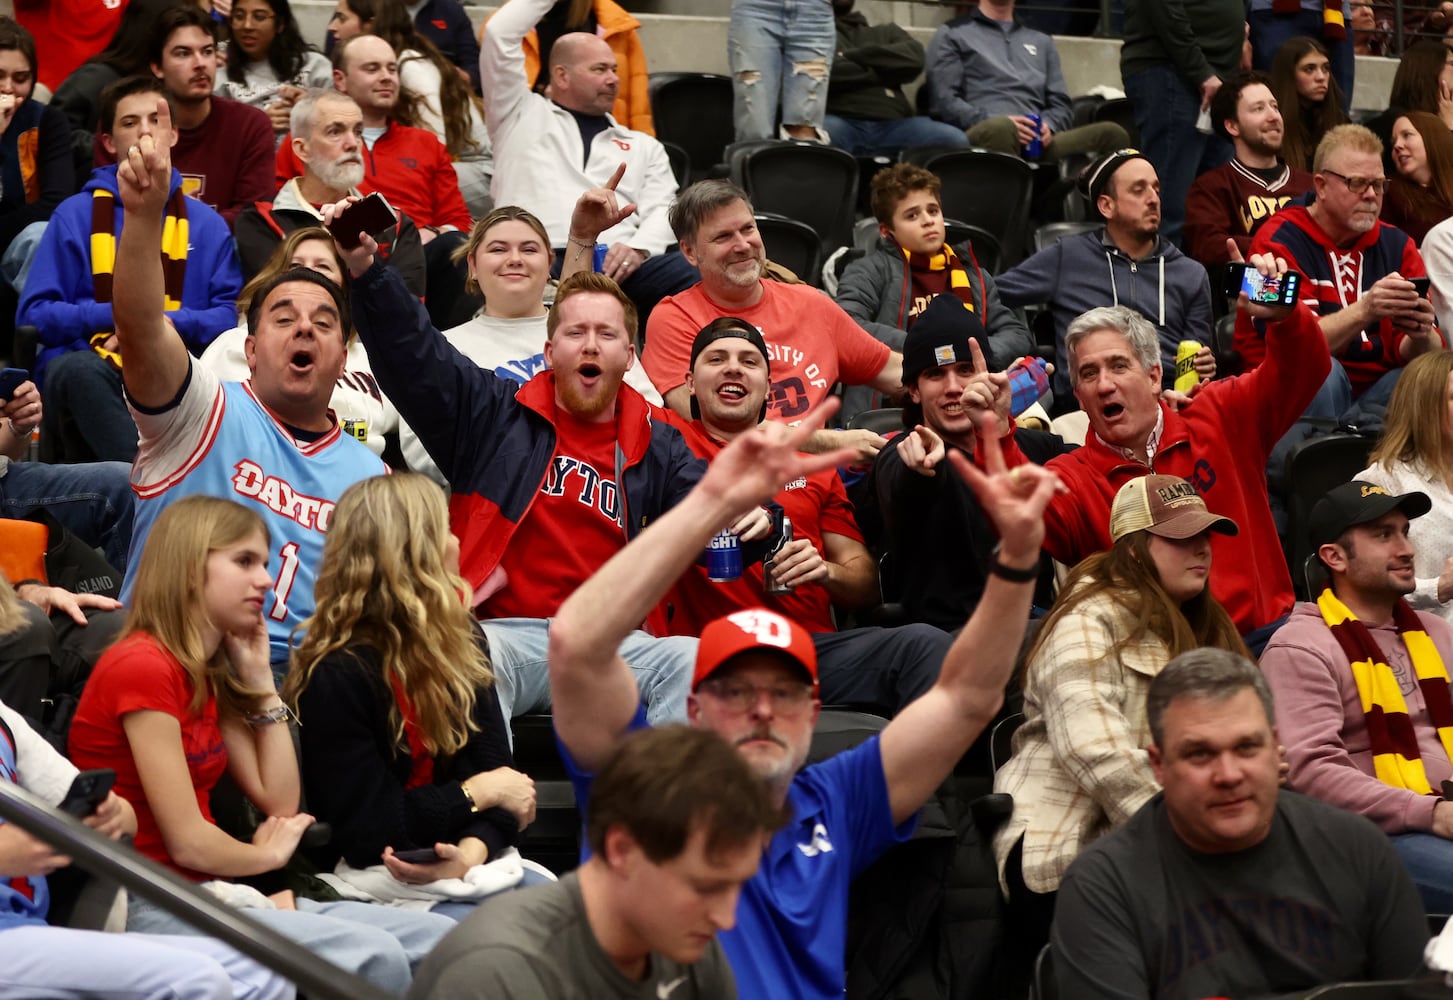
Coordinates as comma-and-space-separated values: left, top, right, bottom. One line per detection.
593, 243, 608, 273
1008, 357, 1050, 416
1024, 113, 1043, 160
706, 530, 742, 582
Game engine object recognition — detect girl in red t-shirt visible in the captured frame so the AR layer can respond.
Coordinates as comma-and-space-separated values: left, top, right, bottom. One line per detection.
69, 494, 454, 994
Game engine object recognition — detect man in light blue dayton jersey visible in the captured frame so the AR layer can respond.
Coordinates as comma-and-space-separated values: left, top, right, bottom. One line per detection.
112, 97, 386, 671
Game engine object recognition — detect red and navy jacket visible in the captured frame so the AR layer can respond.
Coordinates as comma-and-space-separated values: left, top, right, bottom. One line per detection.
349, 263, 706, 615
1236, 204, 1428, 393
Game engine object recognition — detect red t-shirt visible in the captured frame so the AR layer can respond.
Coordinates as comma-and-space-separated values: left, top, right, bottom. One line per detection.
665, 422, 863, 635
482, 409, 627, 619
69, 632, 227, 881
643, 281, 892, 423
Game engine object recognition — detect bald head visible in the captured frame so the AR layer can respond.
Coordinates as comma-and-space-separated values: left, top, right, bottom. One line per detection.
332, 34, 399, 125
547, 32, 619, 117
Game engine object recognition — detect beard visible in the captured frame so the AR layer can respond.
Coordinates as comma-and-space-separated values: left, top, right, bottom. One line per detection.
311, 154, 365, 192
555, 367, 624, 420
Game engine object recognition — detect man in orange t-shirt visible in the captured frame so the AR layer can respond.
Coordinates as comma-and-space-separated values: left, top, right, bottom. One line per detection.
642, 180, 905, 466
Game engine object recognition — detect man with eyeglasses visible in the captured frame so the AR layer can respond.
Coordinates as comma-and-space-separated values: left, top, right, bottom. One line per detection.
1236, 123, 1441, 424
139, 4, 275, 228
545, 396, 1063, 1000
657, 316, 955, 717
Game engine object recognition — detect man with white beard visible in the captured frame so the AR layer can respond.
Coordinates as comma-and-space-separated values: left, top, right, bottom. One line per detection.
234, 89, 426, 295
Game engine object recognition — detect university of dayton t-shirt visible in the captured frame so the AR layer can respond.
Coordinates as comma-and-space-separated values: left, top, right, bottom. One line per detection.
483, 408, 626, 619
643, 281, 891, 423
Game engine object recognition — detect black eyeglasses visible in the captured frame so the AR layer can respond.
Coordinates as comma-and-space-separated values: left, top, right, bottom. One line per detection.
1321, 169, 1389, 195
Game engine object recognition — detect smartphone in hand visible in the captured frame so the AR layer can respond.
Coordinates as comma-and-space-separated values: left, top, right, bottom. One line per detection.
58, 769, 116, 818
326, 193, 397, 251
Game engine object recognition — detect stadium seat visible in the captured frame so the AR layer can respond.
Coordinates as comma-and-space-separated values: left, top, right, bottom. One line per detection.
947, 219, 1003, 274
916, 150, 1034, 267
1092, 98, 1139, 147
1283, 432, 1376, 600
510, 714, 581, 875
662, 140, 690, 189
728, 140, 860, 253
990, 712, 1024, 775
1030, 943, 1058, 1000
847, 407, 904, 438
1032, 220, 1100, 253
755, 212, 824, 287
648, 73, 735, 183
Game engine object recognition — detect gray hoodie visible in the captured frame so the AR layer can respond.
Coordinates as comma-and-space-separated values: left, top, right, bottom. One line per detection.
995, 229, 1213, 396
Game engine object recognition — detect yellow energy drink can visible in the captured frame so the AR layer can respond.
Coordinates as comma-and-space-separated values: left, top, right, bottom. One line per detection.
1174, 340, 1201, 393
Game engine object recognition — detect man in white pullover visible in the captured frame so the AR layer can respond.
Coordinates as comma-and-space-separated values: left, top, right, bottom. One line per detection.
480, 0, 698, 318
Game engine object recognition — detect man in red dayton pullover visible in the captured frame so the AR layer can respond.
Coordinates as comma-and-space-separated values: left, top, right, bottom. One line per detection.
661, 317, 953, 717
997, 255, 1329, 651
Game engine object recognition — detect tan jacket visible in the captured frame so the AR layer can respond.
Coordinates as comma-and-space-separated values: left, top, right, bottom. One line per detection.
992, 585, 1165, 894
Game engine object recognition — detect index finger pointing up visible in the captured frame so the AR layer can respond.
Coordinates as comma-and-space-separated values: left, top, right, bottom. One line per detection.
605, 161, 627, 191
969, 336, 988, 376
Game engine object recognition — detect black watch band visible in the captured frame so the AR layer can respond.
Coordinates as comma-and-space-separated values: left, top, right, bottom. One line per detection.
989, 543, 1039, 584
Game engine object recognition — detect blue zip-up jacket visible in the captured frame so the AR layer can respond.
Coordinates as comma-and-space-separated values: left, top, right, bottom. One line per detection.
17, 165, 241, 387
350, 262, 707, 615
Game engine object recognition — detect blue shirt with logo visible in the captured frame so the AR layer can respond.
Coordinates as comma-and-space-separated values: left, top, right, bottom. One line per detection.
559, 705, 917, 1000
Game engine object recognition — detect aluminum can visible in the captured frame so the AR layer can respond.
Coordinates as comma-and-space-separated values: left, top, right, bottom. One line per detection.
1174, 340, 1201, 394
706, 530, 742, 582
1024, 113, 1043, 160
764, 517, 794, 594
593, 243, 608, 273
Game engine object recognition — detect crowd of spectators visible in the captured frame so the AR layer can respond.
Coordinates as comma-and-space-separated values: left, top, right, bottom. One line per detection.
6, 0, 1453, 997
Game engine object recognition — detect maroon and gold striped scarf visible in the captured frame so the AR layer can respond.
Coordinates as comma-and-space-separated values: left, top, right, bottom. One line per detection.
1318, 587, 1453, 793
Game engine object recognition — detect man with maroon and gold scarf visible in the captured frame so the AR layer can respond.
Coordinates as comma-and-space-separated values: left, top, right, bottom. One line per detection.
1261, 479, 1453, 913
16, 75, 239, 462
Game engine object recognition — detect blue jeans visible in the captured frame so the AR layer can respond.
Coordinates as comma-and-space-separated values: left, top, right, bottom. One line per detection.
729, 0, 836, 140
1, 459, 135, 572
481, 618, 696, 730
40, 351, 139, 463
0, 220, 47, 295
1122, 64, 1232, 246
1391, 831, 1453, 913
0, 925, 293, 1000
127, 893, 454, 996
823, 114, 969, 158
1249, 7, 1354, 114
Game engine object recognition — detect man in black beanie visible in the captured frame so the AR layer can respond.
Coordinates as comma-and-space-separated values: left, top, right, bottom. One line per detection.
871, 294, 1072, 630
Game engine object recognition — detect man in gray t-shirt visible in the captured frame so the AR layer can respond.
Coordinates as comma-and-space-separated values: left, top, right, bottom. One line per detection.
1052, 649, 1428, 1000
408, 726, 786, 999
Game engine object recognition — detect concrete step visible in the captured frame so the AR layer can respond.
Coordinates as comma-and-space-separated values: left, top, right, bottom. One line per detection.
286, 1, 1394, 110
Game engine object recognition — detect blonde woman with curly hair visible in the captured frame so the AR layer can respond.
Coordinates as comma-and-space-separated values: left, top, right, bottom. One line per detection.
67, 495, 453, 994
286, 473, 540, 919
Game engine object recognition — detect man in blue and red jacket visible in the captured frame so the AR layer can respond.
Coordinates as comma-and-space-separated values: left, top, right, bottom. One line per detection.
340, 210, 729, 726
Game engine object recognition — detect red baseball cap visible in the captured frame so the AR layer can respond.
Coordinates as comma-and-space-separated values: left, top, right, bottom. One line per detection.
693, 609, 819, 694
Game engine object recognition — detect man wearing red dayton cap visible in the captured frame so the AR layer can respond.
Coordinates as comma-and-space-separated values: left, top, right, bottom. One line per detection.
544, 396, 1063, 1000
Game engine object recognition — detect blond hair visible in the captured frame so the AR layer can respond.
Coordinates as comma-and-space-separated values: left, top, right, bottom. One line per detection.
1312, 123, 1383, 173
123, 496, 274, 717
1369, 349, 1453, 487
285, 474, 493, 756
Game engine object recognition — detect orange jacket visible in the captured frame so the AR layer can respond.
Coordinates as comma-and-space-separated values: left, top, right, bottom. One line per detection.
484, 0, 655, 135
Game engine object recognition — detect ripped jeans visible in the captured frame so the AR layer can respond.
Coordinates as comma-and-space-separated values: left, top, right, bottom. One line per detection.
728, 0, 835, 141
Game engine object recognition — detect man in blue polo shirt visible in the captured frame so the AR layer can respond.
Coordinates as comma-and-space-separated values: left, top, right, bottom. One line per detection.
543, 384, 1062, 999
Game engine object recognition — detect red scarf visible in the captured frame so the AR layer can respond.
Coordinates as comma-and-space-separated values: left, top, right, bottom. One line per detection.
388, 673, 435, 790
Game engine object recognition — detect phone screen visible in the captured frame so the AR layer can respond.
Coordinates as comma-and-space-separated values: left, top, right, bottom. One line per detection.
1238, 267, 1300, 306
